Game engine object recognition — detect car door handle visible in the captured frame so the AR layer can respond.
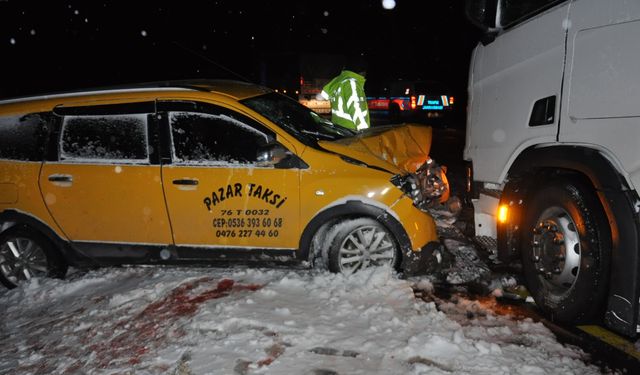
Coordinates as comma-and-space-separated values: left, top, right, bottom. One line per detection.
48, 174, 73, 187
172, 179, 199, 186
48, 174, 73, 182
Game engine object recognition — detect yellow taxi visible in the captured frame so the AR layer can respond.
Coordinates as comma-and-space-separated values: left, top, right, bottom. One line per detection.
0, 80, 448, 288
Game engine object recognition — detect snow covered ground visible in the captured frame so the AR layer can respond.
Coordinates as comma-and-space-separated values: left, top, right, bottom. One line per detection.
0, 261, 605, 374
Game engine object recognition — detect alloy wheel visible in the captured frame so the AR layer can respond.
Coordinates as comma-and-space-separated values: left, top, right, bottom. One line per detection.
530, 206, 581, 296
0, 236, 48, 285
337, 225, 397, 274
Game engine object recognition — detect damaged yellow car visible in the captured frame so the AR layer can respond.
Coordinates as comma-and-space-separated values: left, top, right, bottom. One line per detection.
0, 80, 448, 288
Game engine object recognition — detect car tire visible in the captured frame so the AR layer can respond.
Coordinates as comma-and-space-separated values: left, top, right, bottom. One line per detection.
309, 218, 341, 271
521, 178, 611, 323
327, 218, 400, 274
0, 226, 67, 289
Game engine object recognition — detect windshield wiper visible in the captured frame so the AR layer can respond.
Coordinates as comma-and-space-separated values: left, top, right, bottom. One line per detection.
301, 129, 335, 138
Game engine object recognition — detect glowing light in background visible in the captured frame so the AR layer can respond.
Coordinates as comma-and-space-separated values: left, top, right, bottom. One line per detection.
382, 0, 396, 10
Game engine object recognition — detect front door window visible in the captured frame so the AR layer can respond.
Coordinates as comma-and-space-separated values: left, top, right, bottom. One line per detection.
169, 111, 270, 165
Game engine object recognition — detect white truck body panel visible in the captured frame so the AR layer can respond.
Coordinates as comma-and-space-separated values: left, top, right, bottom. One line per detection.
464, 2, 570, 184
464, 0, 640, 338
563, 0, 640, 193
466, 0, 640, 230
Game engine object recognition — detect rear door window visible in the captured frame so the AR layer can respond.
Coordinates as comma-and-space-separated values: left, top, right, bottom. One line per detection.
60, 114, 149, 163
0, 113, 49, 161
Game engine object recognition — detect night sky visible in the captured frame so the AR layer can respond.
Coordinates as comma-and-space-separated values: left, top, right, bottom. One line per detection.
0, 1, 480, 100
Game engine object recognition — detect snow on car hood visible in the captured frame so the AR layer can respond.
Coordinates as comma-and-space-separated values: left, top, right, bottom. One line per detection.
318, 124, 432, 174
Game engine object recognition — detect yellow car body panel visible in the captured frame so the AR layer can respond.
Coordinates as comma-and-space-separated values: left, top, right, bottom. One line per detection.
0, 161, 65, 239
296, 147, 437, 252
0, 81, 446, 271
318, 124, 433, 174
161, 165, 300, 249
388, 193, 438, 251
38, 163, 172, 244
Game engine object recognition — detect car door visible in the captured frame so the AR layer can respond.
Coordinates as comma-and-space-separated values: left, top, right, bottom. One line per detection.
39, 102, 173, 246
158, 100, 301, 251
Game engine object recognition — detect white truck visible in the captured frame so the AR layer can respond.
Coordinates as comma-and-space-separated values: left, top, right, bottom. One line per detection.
464, 0, 640, 337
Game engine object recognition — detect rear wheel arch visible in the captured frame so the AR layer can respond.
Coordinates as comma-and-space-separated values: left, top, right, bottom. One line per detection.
0, 210, 81, 266
1, 211, 67, 247
0, 222, 68, 288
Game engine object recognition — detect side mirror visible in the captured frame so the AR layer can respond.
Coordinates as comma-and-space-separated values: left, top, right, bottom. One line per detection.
256, 144, 291, 167
465, 0, 500, 40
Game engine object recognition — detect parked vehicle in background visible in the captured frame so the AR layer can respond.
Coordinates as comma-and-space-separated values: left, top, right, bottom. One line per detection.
367, 80, 455, 125
0, 80, 449, 289
465, 0, 640, 337
297, 53, 344, 115
298, 75, 331, 115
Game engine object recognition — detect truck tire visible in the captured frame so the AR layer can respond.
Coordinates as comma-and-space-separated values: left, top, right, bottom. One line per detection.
0, 226, 67, 289
328, 218, 400, 274
521, 178, 611, 323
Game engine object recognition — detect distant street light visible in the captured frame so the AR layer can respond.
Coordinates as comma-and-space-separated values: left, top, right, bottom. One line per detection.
382, 0, 396, 10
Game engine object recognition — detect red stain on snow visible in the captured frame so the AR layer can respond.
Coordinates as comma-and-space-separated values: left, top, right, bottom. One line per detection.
254, 342, 287, 368
89, 277, 262, 368
256, 357, 275, 367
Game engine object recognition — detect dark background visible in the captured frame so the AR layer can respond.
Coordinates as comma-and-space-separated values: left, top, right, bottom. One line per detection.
0, 1, 480, 100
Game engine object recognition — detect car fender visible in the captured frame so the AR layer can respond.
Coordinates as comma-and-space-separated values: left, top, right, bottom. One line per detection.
0, 209, 93, 266
297, 198, 411, 263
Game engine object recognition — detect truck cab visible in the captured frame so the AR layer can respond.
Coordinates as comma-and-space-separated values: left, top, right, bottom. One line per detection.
465, 0, 640, 337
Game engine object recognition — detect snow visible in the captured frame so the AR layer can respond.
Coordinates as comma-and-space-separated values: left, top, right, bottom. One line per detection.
0, 263, 605, 374
0, 199, 612, 374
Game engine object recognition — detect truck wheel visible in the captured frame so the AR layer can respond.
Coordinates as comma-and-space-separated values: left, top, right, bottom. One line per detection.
328, 218, 400, 274
0, 226, 67, 289
521, 178, 611, 323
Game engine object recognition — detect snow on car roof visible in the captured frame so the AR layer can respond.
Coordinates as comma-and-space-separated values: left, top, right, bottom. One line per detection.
0, 79, 273, 105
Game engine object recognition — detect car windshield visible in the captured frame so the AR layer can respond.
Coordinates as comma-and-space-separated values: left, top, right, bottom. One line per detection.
241, 93, 355, 145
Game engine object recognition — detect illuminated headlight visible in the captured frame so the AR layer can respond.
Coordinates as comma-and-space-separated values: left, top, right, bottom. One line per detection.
391, 158, 448, 210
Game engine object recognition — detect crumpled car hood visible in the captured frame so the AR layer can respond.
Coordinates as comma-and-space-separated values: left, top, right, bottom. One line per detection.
318, 124, 432, 174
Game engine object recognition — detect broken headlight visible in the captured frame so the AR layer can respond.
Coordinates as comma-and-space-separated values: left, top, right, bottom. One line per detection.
391, 158, 448, 210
